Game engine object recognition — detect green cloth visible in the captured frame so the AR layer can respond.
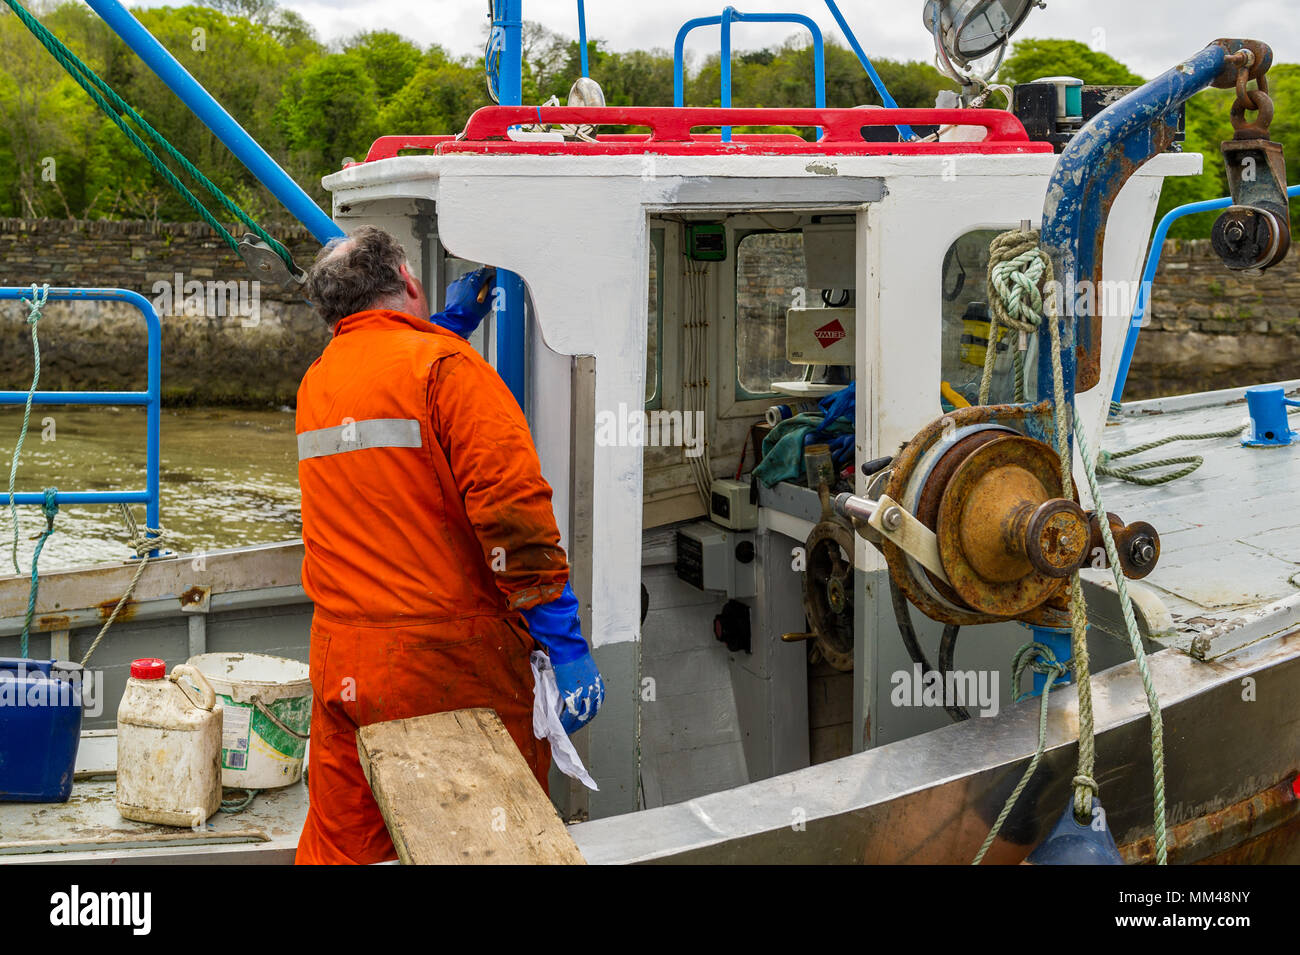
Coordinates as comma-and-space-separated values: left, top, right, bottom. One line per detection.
752, 413, 852, 488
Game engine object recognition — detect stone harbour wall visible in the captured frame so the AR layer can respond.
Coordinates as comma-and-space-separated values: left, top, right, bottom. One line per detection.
0, 219, 1297, 405
1124, 238, 1300, 399
0, 218, 326, 406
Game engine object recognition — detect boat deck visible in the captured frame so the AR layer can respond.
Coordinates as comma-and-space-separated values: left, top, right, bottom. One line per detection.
1082, 379, 1300, 659
4, 381, 1299, 863
0, 732, 304, 864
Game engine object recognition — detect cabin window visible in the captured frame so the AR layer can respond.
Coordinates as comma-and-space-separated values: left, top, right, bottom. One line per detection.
940, 228, 1021, 407
735, 230, 804, 397
647, 229, 664, 408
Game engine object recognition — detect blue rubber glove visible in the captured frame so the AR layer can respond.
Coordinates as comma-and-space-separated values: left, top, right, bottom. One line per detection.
431, 266, 496, 338
817, 381, 855, 428
805, 381, 856, 447
827, 432, 854, 468
520, 581, 605, 735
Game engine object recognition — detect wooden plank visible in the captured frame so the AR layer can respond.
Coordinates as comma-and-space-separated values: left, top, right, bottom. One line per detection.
356, 708, 586, 865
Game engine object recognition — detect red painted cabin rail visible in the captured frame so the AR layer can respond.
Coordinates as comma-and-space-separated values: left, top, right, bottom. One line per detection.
359, 106, 1053, 163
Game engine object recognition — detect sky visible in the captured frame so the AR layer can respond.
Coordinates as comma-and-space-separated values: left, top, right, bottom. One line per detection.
179, 0, 1300, 81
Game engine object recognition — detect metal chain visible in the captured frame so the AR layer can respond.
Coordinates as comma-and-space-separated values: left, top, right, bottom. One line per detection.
1229, 50, 1273, 138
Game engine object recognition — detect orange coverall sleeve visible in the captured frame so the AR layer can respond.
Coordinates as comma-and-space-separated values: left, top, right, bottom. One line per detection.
427, 349, 570, 612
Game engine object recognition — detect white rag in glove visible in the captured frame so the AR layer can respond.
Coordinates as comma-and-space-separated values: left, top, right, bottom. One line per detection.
530, 651, 598, 791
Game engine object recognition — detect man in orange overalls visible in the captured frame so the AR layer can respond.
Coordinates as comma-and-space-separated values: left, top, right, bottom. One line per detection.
293, 225, 604, 864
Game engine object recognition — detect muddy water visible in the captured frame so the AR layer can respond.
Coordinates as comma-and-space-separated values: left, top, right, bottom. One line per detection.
0, 405, 300, 572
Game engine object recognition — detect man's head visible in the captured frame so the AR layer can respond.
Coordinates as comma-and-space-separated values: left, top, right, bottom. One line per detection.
305, 225, 428, 328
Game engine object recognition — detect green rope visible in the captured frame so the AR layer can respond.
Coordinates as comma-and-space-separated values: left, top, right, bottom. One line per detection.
1096, 428, 1244, 485
977, 229, 1166, 862
1, 0, 292, 268
220, 788, 261, 813
8, 284, 48, 576
980, 231, 1045, 405
972, 642, 1069, 865
1076, 416, 1168, 863
1041, 290, 1100, 825
19, 488, 58, 658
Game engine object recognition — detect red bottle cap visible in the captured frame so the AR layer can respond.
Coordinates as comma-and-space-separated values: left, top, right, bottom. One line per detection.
130, 658, 166, 679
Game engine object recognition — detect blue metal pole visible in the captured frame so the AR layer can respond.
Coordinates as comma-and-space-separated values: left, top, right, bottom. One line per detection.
1111, 183, 1300, 407
494, 0, 527, 406
577, 0, 589, 78
720, 6, 735, 143
673, 15, 717, 107
821, 0, 915, 140
674, 10, 825, 138
1038, 43, 1229, 415
81, 0, 343, 245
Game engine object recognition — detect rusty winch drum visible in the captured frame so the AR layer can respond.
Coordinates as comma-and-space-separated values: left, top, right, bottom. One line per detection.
882, 419, 1092, 626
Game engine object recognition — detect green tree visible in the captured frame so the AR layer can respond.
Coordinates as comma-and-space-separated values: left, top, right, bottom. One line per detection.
342, 30, 423, 103
376, 48, 489, 137
277, 54, 380, 184
997, 38, 1144, 86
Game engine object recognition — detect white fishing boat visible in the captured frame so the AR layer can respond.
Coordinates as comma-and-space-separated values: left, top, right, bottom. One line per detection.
2, 0, 1297, 865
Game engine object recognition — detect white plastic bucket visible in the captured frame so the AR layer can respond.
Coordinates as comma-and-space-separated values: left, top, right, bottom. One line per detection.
187, 652, 311, 789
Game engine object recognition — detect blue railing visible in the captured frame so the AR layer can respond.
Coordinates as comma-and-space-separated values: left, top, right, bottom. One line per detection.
0, 288, 162, 547
674, 8, 825, 142
1111, 183, 1300, 406
577, 0, 589, 77
820, 0, 915, 140
672, 3, 914, 143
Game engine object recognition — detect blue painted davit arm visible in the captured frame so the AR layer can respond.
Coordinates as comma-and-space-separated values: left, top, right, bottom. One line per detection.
1038, 42, 1235, 409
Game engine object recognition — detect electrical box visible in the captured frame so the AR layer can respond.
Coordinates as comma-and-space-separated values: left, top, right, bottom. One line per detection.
686, 223, 727, 261
710, 478, 758, 530
786, 306, 854, 365
803, 222, 855, 290
675, 522, 756, 598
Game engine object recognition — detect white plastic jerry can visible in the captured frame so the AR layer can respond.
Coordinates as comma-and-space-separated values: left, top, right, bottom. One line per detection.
116, 658, 223, 827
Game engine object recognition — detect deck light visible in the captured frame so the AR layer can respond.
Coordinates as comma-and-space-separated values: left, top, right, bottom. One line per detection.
924, 0, 1043, 76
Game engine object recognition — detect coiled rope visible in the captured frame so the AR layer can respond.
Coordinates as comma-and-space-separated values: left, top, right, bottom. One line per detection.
980, 230, 1048, 405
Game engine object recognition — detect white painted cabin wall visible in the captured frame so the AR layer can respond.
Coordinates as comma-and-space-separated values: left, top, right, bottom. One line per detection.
324, 148, 1201, 808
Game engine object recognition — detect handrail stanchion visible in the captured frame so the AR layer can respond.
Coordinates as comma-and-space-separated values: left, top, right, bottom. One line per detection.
673, 8, 827, 141
0, 287, 163, 555
821, 0, 916, 140
1110, 183, 1300, 407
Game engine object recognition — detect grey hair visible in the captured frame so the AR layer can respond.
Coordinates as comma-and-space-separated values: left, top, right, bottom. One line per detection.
304, 225, 409, 327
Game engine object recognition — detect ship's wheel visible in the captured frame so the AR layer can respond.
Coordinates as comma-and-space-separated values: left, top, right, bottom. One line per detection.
803, 519, 856, 671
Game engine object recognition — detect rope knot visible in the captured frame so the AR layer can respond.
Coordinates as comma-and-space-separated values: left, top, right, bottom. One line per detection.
40, 486, 58, 527
132, 528, 169, 558
1010, 640, 1068, 702
23, 283, 49, 326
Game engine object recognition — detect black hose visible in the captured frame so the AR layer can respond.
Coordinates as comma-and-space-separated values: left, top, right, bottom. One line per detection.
938, 622, 970, 722
889, 577, 969, 723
